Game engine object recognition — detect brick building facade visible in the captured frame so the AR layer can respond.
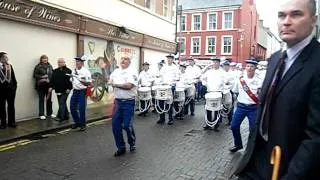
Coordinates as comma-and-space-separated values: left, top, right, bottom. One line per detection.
178, 0, 266, 63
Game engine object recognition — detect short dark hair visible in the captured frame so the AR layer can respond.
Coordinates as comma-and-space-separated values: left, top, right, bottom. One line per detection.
308, 0, 316, 16
0, 52, 7, 59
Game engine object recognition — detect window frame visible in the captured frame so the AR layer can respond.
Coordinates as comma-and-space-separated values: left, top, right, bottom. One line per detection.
192, 14, 202, 31
191, 36, 201, 55
207, 12, 218, 30
221, 35, 233, 55
206, 36, 217, 55
222, 11, 234, 30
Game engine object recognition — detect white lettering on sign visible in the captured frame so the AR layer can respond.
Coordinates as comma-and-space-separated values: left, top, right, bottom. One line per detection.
0, 0, 21, 13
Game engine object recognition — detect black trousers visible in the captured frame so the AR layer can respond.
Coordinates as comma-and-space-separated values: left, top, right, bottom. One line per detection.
57, 92, 69, 120
38, 87, 52, 116
0, 87, 16, 126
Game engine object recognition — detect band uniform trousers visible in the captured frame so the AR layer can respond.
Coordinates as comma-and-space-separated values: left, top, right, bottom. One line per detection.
231, 103, 257, 147
0, 86, 16, 127
57, 92, 69, 120
112, 99, 136, 151
70, 89, 86, 128
139, 100, 149, 114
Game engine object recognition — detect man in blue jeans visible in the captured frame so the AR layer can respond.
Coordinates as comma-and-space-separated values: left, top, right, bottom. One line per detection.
229, 60, 262, 153
108, 56, 138, 156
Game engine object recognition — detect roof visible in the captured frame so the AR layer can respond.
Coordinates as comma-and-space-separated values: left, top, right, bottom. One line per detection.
179, 0, 243, 10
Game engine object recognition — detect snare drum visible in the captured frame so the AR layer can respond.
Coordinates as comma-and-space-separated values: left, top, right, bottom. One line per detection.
153, 85, 172, 101
205, 92, 223, 111
138, 87, 152, 100
174, 87, 185, 102
222, 90, 232, 105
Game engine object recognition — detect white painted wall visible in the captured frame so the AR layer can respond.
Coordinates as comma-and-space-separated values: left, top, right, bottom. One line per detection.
143, 48, 168, 75
0, 19, 77, 120
39, 0, 176, 42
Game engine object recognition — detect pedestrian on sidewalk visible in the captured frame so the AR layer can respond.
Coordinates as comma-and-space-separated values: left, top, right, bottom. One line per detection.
108, 56, 138, 156
70, 57, 92, 131
0, 52, 17, 129
33, 54, 54, 120
229, 59, 262, 153
50, 58, 72, 122
233, 0, 320, 179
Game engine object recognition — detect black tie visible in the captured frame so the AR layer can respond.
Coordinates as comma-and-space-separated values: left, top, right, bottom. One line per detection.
262, 51, 287, 137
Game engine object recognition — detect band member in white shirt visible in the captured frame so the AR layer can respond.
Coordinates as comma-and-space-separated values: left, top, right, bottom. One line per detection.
157, 54, 180, 125
70, 57, 92, 131
201, 57, 230, 131
229, 59, 262, 153
222, 60, 235, 125
137, 62, 153, 116
185, 57, 202, 116
108, 56, 138, 156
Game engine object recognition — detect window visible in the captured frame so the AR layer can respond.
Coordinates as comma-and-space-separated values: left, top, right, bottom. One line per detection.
206, 37, 216, 55
180, 16, 186, 31
192, 14, 201, 31
223, 12, 233, 29
178, 37, 186, 54
207, 13, 217, 30
163, 0, 168, 17
191, 37, 201, 55
222, 36, 232, 55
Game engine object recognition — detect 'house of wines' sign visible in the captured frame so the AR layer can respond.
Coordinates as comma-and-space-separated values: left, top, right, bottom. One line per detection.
0, 0, 80, 32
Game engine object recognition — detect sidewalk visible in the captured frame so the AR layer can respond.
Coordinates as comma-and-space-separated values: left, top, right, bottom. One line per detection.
0, 105, 112, 144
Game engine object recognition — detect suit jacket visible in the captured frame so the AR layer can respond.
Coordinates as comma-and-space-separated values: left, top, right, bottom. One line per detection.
234, 38, 320, 180
0, 64, 17, 91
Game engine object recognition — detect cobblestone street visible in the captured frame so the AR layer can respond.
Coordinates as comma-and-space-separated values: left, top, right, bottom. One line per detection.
0, 104, 249, 180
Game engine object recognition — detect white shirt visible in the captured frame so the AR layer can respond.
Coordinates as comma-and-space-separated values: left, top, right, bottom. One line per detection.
138, 70, 154, 87
223, 70, 235, 91
159, 64, 180, 85
185, 65, 202, 82
71, 67, 92, 90
282, 33, 313, 76
201, 68, 227, 92
110, 67, 138, 99
233, 72, 262, 105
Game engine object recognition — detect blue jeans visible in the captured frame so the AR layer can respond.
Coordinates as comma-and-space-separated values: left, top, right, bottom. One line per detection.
112, 99, 136, 151
231, 102, 257, 147
70, 89, 86, 127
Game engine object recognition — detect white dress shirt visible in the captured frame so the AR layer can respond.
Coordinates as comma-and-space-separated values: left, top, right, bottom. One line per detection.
201, 68, 226, 92
138, 70, 154, 87
185, 65, 202, 82
233, 72, 263, 105
159, 64, 180, 85
71, 67, 92, 90
110, 67, 138, 99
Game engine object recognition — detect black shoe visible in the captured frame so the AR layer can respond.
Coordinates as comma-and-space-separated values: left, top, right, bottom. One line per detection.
130, 146, 136, 152
229, 146, 243, 153
0, 125, 6, 129
156, 120, 165, 124
79, 127, 86, 131
213, 127, 220, 132
203, 125, 212, 130
71, 124, 79, 129
167, 120, 173, 125
8, 124, 17, 128
191, 113, 195, 116
114, 149, 126, 157
137, 112, 147, 117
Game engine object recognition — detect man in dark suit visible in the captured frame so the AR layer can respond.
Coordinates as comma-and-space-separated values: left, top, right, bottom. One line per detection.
0, 52, 17, 129
233, 0, 320, 179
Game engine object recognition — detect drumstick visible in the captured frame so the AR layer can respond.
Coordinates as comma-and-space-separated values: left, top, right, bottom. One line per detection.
270, 145, 282, 180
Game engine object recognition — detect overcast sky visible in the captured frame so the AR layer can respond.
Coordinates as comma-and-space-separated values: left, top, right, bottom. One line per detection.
255, 0, 281, 36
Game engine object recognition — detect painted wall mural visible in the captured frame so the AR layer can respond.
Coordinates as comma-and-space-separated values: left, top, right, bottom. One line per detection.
83, 36, 140, 103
